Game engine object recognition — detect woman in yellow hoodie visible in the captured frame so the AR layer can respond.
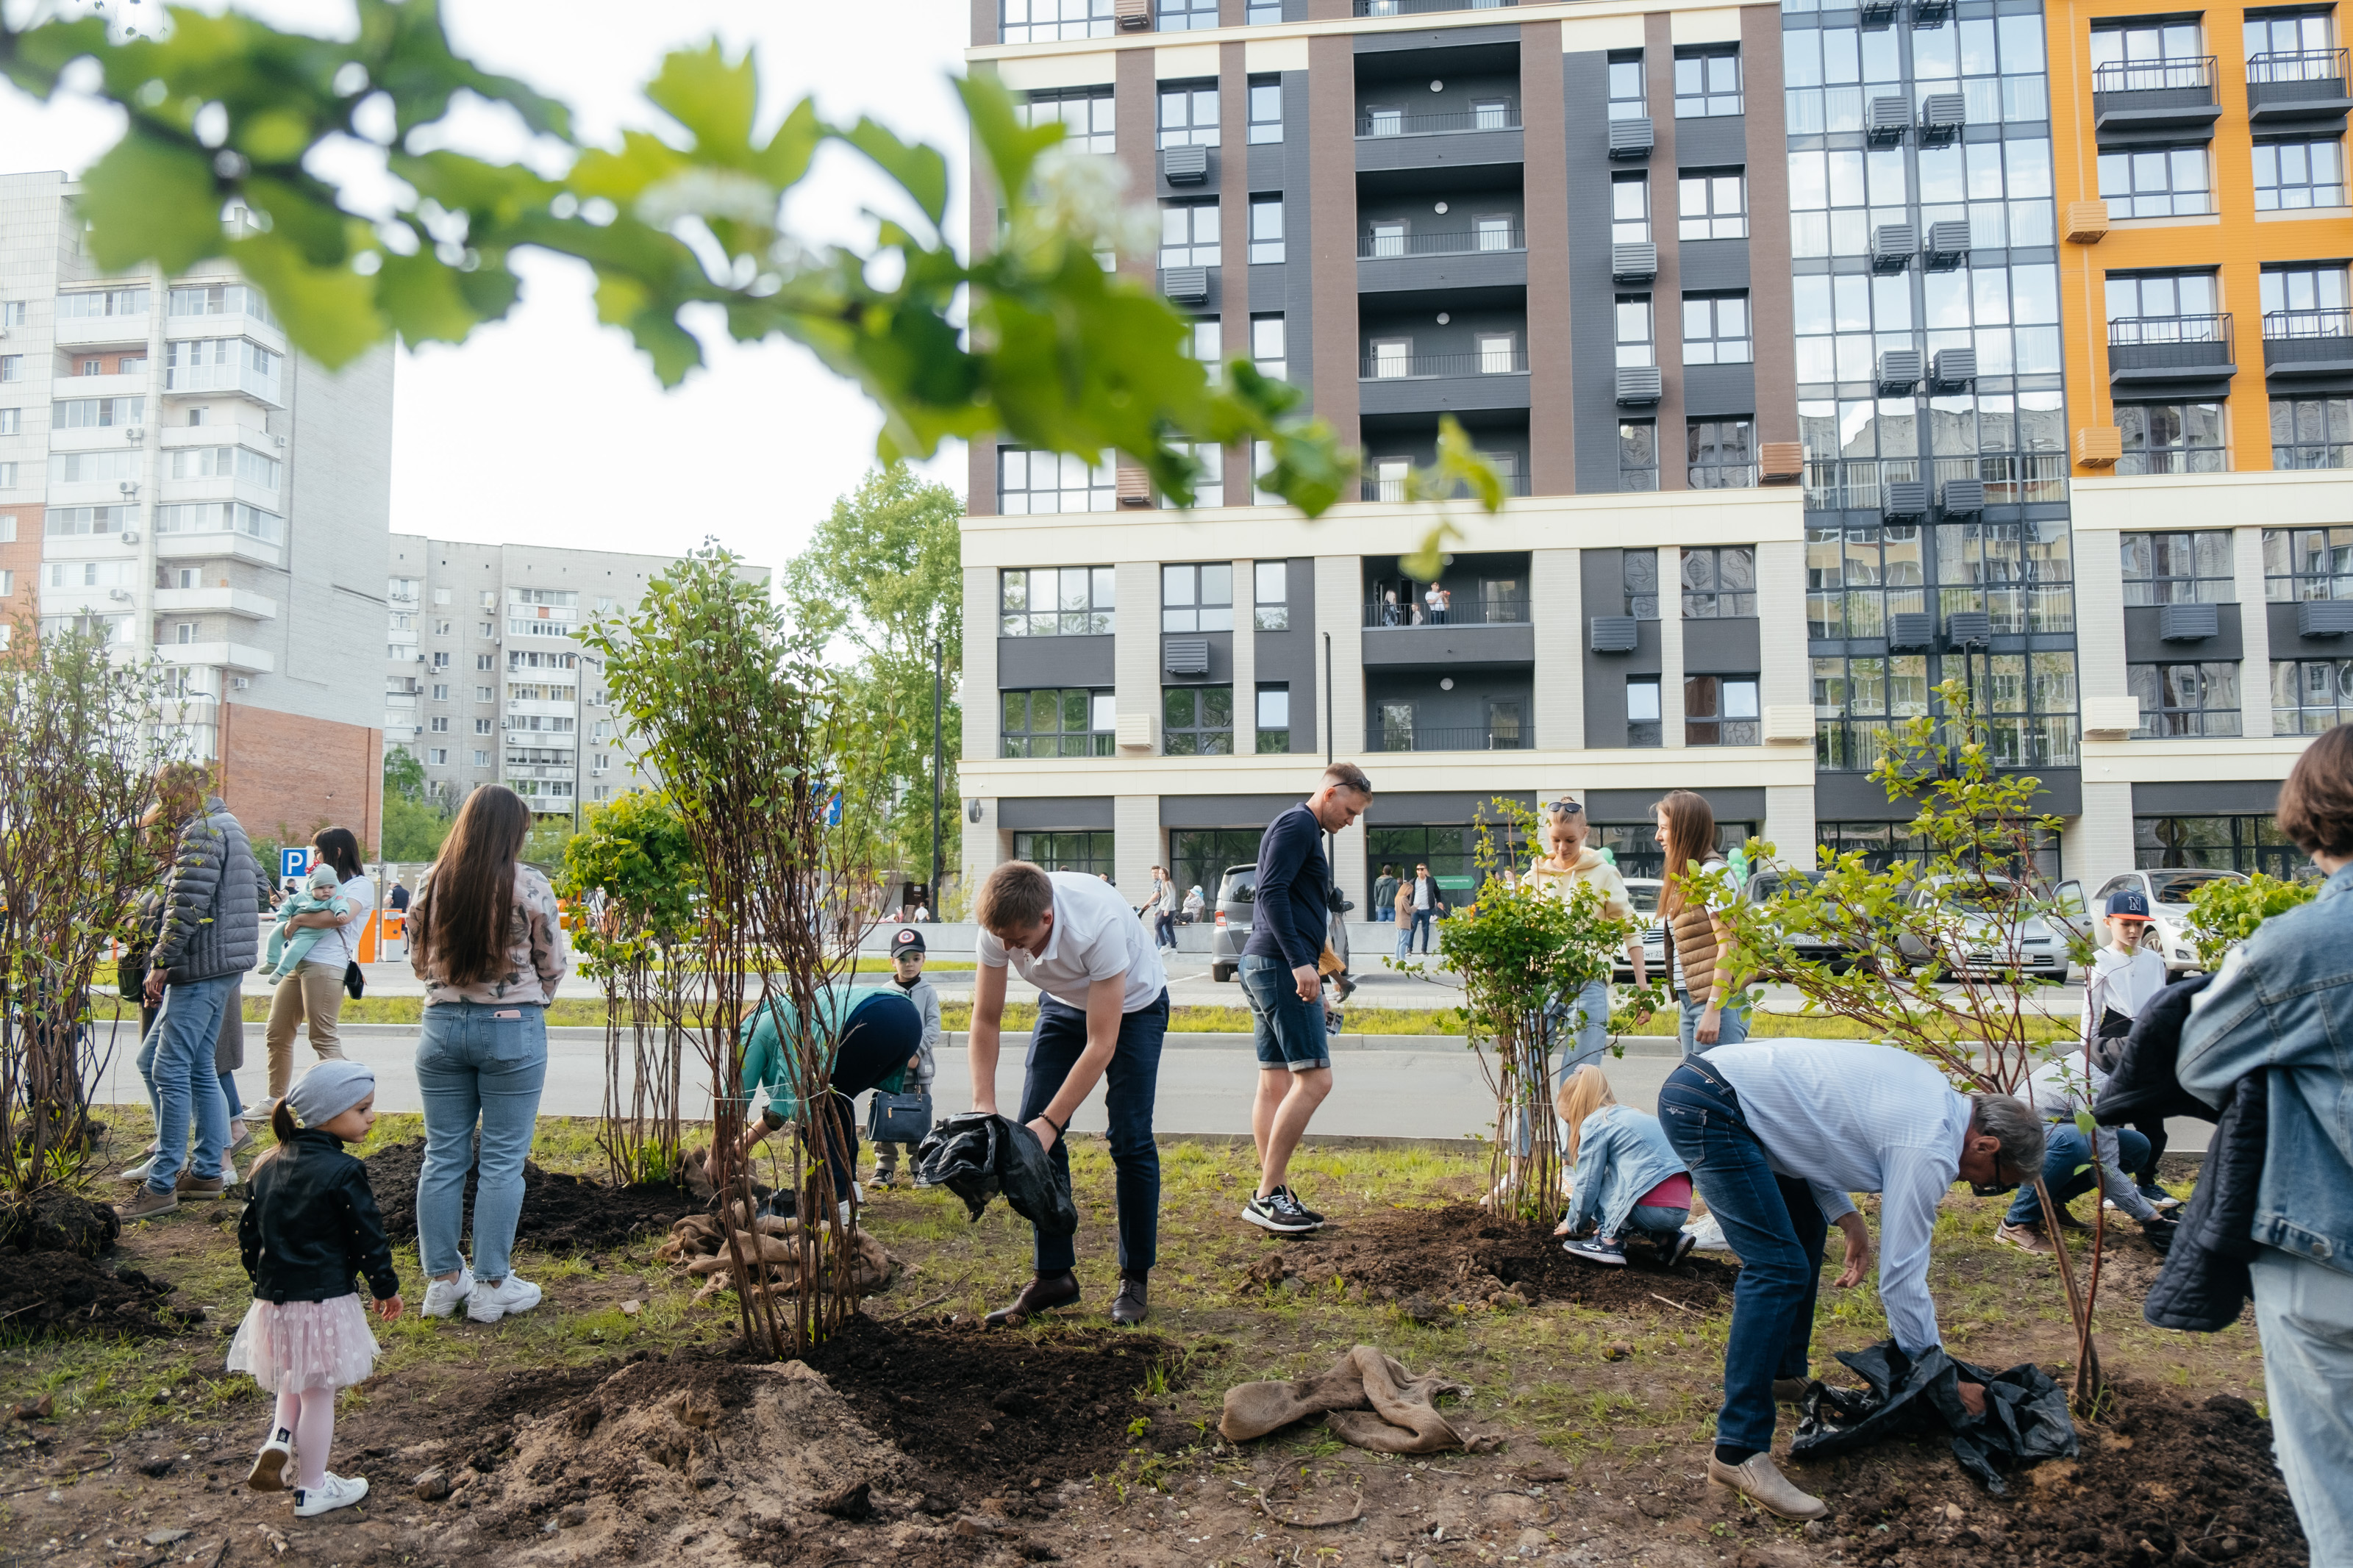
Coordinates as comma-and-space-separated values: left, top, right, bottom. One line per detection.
1525, 798, 1649, 1076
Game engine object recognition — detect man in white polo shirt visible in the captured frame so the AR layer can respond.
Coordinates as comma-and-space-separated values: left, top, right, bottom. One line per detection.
970, 861, 1171, 1327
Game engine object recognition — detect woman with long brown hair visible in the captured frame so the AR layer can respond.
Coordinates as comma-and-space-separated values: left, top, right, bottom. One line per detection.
1653, 790, 1750, 1056
405, 785, 568, 1325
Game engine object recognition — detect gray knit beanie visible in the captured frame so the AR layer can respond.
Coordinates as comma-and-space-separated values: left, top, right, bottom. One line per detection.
285, 1059, 376, 1130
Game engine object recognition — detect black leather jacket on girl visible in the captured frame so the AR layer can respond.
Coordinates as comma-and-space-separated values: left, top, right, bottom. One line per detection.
237, 1129, 400, 1303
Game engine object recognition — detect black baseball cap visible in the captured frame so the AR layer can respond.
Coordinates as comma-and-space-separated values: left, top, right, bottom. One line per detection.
888, 927, 926, 959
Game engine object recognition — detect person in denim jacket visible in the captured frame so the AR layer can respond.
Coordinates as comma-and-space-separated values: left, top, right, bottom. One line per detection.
2179, 725, 2353, 1565
1551, 1067, 1696, 1269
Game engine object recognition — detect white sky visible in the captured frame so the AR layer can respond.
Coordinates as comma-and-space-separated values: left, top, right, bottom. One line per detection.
0, 0, 974, 571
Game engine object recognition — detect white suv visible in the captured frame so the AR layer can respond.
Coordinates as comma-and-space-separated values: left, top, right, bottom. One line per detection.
2091, 867, 2247, 975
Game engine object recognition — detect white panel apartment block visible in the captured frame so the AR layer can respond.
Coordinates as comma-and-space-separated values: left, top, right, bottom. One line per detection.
1531, 548, 1580, 751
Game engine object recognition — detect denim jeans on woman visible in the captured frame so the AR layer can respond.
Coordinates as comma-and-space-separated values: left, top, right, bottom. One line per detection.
415, 1000, 549, 1283
145, 973, 238, 1194
2251, 1248, 2353, 1566
1677, 989, 1753, 1056
1659, 1056, 1827, 1455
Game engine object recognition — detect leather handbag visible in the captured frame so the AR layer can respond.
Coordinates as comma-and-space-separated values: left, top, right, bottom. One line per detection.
344, 960, 365, 1000
868, 1090, 933, 1145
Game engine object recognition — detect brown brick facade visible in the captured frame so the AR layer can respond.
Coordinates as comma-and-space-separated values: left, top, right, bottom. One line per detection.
218, 701, 384, 859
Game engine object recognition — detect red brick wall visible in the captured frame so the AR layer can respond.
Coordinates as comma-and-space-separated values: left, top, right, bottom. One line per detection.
0, 506, 39, 640
219, 701, 384, 859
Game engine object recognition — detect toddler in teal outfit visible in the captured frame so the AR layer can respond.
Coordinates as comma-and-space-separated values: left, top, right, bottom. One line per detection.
265, 866, 350, 981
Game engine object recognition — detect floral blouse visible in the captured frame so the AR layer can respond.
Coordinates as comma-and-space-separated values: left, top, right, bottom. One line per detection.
410, 862, 570, 1006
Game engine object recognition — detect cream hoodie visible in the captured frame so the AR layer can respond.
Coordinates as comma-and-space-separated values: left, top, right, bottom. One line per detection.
1527, 848, 1634, 923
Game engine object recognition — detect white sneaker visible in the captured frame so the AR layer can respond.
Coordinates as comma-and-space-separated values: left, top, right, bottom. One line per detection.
292, 1472, 368, 1518
247, 1426, 296, 1492
421, 1267, 475, 1320
466, 1272, 543, 1324
117, 1156, 157, 1184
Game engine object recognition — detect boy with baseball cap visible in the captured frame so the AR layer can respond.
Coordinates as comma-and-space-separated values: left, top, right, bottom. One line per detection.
2085, 887, 2182, 1207
874, 927, 943, 1188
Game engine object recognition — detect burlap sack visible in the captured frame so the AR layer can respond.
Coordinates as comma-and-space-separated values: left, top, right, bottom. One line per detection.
1219, 1345, 1474, 1454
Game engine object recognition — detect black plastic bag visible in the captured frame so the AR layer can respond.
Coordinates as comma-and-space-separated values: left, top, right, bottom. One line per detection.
1790, 1340, 2078, 1496
913, 1111, 1078, 1236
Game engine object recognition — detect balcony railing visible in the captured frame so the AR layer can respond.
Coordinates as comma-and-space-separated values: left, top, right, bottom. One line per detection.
2110, 313, 2235, 379
1359, 226, 1526, 258
1367, 723, 1532, 752
2247, 48, 2349, 85
1363, 594, 1531, 627
1353, 0, 1515, 15
1357, 106, 1521, 137
1361, 349, 1529, 379
2091, 56, 2218, 95
2264, 307, 2352, 340
1802, 454, 2069, 510
1361, 472, 1532, 502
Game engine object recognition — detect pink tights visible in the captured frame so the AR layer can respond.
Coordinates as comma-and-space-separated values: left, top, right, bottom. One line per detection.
269, 1384, 337, 1491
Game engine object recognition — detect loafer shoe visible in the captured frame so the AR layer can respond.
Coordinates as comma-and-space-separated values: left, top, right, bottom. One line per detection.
985, 1270, 1079, 1328
1111, 1276, 1149, 1326
1708, 1453, 1827, 1521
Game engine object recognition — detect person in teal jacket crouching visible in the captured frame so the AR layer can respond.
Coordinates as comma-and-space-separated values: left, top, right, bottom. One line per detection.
734, 984, 923, 1224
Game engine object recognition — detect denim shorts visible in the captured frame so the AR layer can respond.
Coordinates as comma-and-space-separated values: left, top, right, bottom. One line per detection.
1240, 953, 1330, 1071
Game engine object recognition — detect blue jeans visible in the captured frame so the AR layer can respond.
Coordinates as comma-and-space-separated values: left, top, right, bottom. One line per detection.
1393, 923, 1413, 960
415, 1001, 549, 1282
1626, 1202, 1692, 1242
1660, 1056, 1828, 1454
1021, 989, 1167, 1277
1678, 989, 1753, 1056
2252, 1247, 2353, 1566
146, 974, 237, 1194
2004, 1124, 2150, 1227
1410, 909, 1435, 952
1240, 953, 1329, 1071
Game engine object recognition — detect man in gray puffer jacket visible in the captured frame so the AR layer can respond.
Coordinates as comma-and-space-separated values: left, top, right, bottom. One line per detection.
121, 780, 263, 1220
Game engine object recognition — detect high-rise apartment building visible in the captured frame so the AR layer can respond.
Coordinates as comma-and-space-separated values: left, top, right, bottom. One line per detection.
385, 537, 771, 819
960, 0, 2347, 916
1, 171, 392, 850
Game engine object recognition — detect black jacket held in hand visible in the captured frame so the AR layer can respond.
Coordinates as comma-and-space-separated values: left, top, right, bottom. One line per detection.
913, 1111, 1079, 1236
1790, 1340, 2078, 1496
238, 1129, 401, 1304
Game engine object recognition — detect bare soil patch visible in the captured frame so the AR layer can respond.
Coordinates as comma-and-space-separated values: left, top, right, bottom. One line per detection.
362, 1137, 689, 1256
1810, 1381, 2305, 1567
0, 1189, 121, 1258
1251, 1201, 1740, 1314
0, 1247, 193, 1341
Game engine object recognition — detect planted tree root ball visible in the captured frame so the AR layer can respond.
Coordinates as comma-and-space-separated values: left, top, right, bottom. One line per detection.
0, 1250, 193, 1341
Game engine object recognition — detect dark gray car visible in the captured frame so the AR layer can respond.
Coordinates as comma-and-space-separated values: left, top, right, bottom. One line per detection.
1209, 862, 1255, 982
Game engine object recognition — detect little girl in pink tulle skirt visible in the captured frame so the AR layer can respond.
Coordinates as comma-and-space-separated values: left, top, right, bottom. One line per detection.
229, 1060, 404, 1519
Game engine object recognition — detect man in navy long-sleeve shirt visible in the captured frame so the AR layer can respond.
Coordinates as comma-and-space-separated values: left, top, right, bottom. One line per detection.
1240, 761, 1373, 1234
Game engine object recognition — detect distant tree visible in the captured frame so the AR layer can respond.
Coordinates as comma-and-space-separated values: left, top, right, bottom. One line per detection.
379, 747, 451, 864
783, 467, 963, 894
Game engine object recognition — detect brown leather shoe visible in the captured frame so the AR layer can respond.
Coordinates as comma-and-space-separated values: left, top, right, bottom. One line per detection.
985, 1270, 1079, 1327
175, 1170, 226, 1200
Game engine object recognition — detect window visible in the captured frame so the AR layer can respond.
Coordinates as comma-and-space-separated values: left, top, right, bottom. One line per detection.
2272, 396, 2353, 470
167, 445, 280, 489
2254, 137, 2346, 210
480, 621, 498, 637
2265, 526, 2353, 599
2115, 402, 2226, 475
1001, 565, 1116, 635
1248, 76, 1284, 143
1611, 173, 1650, 243
476, 685, 495, 701
1159, 80, 1218, 146
432, 684, 449, 700
2263, 262, 2350, 338
432, 651, 450, 669
428, 748, 449, 766
1247, 0, 1280, 20
0, 301, 23, 327
999, 0, 1113, 43
1160, 201, 1220, 268
1686, 676, 1760, 744
1477, 332, 1520, 373
435, 620, 452, 635
1615, 296, 1654, 370
1685, 420, 1757, 491
0, 462, 13, 489
1252, 440, 1281, 505
1475, 213, 1515, 251
2129, 662, 2242, 737
45, 560, 132, 590
1163, 685, 1233, 753
0, 357, 20, 383
999, 449, 1113, 513
1368, 338, 1411, 379
1163, 562, 1233, 631
1812, 653, 1928, 770
2135, 814, 2306, 878
1681, 546, 1758, 617
57, 287, 148, 318
1363, 105, 1403, 137
1249, 197, 1285, 264
54, 450, 138, 484
1158, 0, 1217, 29
1674, 47, 1742, 116
2092, 19, 2209, 83
476, 653, 495, 670
473, 717, 493, 735
1255, 684, 1290, 751
1001, 689, 1117, 756
0, 409, 16, 435
1015, 85, 1115, 152
1251, 314, 1287, 380
430, 716, 451, 733
2273, 658, 2353, 732
2099, 146, 2213, 218
1627, 677, 1663, 747
474, 751, 493, 769
44, 504, 138, 537
480, 590, 498, 608
1180, 318, 1221, 382
1607, 52, 1646, 119
163, 337, 279, 393
79, 359, 103, 377
168, 284, 274, 323
2247, 9, 2335, 65
1678, 171, 1747, 240
1168, 442, 1224, 505
2121, 531, 2235, 604
1013, 830, 1115, 877
1253, 561, 1289, 629
1682, 295, 1751, 365
1618, 422, 1659, 492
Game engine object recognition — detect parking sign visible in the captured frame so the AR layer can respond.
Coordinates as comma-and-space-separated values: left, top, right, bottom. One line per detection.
281, 847, 311, 882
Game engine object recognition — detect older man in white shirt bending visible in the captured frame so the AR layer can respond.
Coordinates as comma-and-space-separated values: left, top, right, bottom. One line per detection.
1660, 1040, 2045, 1520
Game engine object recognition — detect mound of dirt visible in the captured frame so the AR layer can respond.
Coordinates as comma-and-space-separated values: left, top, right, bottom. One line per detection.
1818, 1381, 2305, 1567
0, 1250, 194, 1341
362, 1139, 688, 1256
1252, 1203, 1738, 1314
0, 1189, 121, 1258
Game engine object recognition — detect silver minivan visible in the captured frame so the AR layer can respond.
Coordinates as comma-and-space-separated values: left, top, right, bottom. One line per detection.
1209, 862, 1256, 982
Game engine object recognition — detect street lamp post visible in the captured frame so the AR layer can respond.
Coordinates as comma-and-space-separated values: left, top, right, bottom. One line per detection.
930, 637, 944, 920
